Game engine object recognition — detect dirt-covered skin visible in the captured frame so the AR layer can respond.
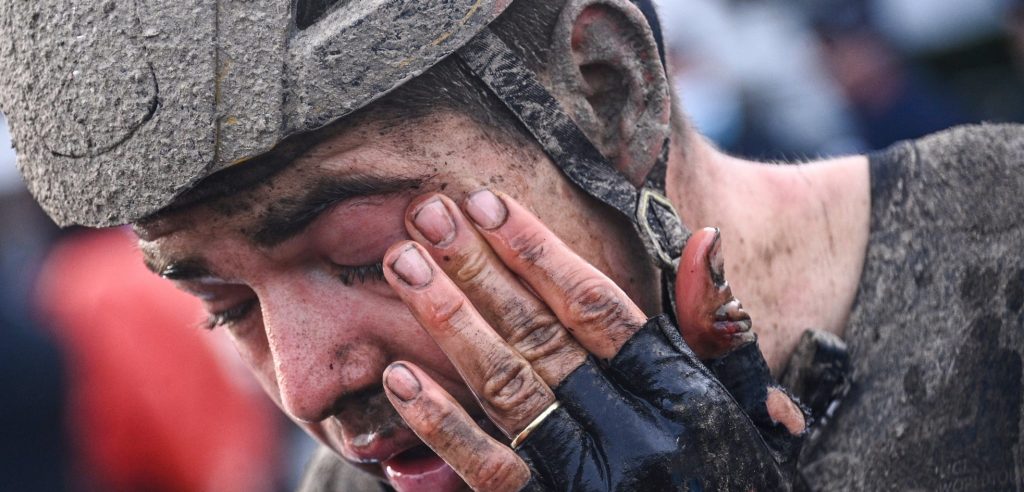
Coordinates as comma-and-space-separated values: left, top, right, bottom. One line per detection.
800, 124, 1024, 491
377, 193, 807, 491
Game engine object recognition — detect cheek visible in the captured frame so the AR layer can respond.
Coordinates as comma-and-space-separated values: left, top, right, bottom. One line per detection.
224, 273, 476, 410
224, 327, 282, 405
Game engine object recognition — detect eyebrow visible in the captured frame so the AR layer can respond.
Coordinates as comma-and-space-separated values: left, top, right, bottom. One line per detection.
251, 174, 424, 248
141, 174, 425, 278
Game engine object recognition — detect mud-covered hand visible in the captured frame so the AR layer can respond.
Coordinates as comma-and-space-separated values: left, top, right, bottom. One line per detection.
380, 190, 806, 491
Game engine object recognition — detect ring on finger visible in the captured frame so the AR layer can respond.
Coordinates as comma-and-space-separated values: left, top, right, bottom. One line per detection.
511, 401, 562, 449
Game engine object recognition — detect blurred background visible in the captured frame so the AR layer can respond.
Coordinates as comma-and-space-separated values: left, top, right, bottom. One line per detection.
658, 0, 1024, 159
0, 0, 1021, 490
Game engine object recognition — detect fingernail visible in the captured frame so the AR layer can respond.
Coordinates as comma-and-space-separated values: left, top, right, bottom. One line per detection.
465, 189, 508, 230
708, 228, 725, 288
715, 298, 749, 322
385, 364, 421, 401
413, 199, 456, 245
391, 246, 432, 287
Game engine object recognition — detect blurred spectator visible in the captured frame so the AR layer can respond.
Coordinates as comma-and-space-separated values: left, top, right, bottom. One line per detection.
657, 0, 867, 159
2, 111, 300, 491
659, 0, 1022, 155
1013, 2, 1024, 67
798, 0, 1022, 146
35, 228, 285, 492
0, 112, 70, 491
0, 113, 57, 324
817, 26, 974, 149
869, 0, 1008, 54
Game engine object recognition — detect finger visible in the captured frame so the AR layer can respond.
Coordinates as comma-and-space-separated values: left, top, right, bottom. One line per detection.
676, 228, 806, 439
767, 387, 807, 436
382, 241, 556, 437
383, 362, 532, 492
405, 193, 587, 386
462, 189, 646, 360
675, 227, 755, 360
708, 342, 808, 452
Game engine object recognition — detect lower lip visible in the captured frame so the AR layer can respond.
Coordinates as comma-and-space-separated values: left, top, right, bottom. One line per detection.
383, 445, 465, 492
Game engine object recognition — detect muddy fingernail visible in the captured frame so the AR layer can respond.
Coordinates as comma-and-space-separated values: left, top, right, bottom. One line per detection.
391, 246, 433, 287
715, 299, 748, 322
413, 199, 456, 245
385, 364, 421, 401
708, 228, 725, 287
465, 189, 508, 230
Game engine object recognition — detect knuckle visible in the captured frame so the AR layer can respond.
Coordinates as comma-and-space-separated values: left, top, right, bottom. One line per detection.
499, 298, 535, 331
565, 277, 630, 328
470, 455, 529, 492
512, 317, 570, 360
452, 249, 492, 285
417, 401, 462, 444
502, 301, 560, 343
481, 359, 545, 414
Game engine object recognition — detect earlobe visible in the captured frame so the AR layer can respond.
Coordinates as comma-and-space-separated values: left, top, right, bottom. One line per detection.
549, 0, 672, 185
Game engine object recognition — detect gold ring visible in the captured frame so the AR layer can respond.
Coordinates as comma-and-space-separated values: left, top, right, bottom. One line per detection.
511, 401, 561, 449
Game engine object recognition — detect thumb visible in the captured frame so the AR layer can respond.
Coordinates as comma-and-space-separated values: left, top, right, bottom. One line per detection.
674, 227, 755, 360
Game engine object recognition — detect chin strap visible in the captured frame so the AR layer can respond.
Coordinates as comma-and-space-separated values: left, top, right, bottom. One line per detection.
456, 27, 689, 314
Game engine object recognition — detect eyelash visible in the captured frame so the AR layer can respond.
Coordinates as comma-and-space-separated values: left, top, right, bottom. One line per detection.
205, 299, 258, 330
203, 262, 386, 331
336, 262, 386, 286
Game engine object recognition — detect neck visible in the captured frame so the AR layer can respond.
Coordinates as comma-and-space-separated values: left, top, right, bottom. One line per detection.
664, 131, 871, 373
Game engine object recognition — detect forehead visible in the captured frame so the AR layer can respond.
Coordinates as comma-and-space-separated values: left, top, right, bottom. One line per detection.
135, 110, 540, 271
139, 112, 468, 237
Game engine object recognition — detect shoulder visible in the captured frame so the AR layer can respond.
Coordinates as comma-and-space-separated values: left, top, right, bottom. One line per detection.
870, 123, 1024, 234
804, 124, 1024, 490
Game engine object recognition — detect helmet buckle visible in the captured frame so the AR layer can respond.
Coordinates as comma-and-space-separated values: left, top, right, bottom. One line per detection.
636, 187, 683, 272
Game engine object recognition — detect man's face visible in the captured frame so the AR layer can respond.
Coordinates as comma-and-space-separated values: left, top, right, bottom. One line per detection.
136, 110, 657, 488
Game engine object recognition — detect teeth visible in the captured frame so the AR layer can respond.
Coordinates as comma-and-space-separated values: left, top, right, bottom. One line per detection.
351, 432, 376, 448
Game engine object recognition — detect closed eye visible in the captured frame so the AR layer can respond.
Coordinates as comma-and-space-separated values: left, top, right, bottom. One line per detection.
335, 262, 385, 286
204, 298, 258, 330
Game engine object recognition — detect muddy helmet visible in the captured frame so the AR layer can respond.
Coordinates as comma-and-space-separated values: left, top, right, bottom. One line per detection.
0, 0, 685, 287
0, 0, 521, 226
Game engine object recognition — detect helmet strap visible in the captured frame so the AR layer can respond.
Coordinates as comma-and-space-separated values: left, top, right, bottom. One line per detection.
456, 27, 690, 315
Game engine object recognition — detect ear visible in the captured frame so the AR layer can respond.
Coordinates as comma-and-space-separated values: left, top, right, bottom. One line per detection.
548, 0, 672, 186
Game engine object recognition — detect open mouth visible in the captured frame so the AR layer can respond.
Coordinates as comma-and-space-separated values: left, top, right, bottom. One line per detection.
382, 444, 465, 492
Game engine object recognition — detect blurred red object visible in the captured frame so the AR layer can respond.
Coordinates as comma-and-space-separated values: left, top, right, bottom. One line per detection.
36, 229, 281, 492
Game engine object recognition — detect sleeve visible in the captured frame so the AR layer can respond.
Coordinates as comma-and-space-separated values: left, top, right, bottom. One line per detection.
870, 123, 1024, 235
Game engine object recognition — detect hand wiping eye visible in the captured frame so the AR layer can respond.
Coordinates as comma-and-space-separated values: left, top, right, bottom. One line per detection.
378, 190, 807, 491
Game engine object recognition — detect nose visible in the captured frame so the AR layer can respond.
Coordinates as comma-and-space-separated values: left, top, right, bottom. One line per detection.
259, 280, 385, 422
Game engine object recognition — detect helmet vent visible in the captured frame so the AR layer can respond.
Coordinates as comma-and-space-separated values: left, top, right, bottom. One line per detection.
294, 0, 349, 30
